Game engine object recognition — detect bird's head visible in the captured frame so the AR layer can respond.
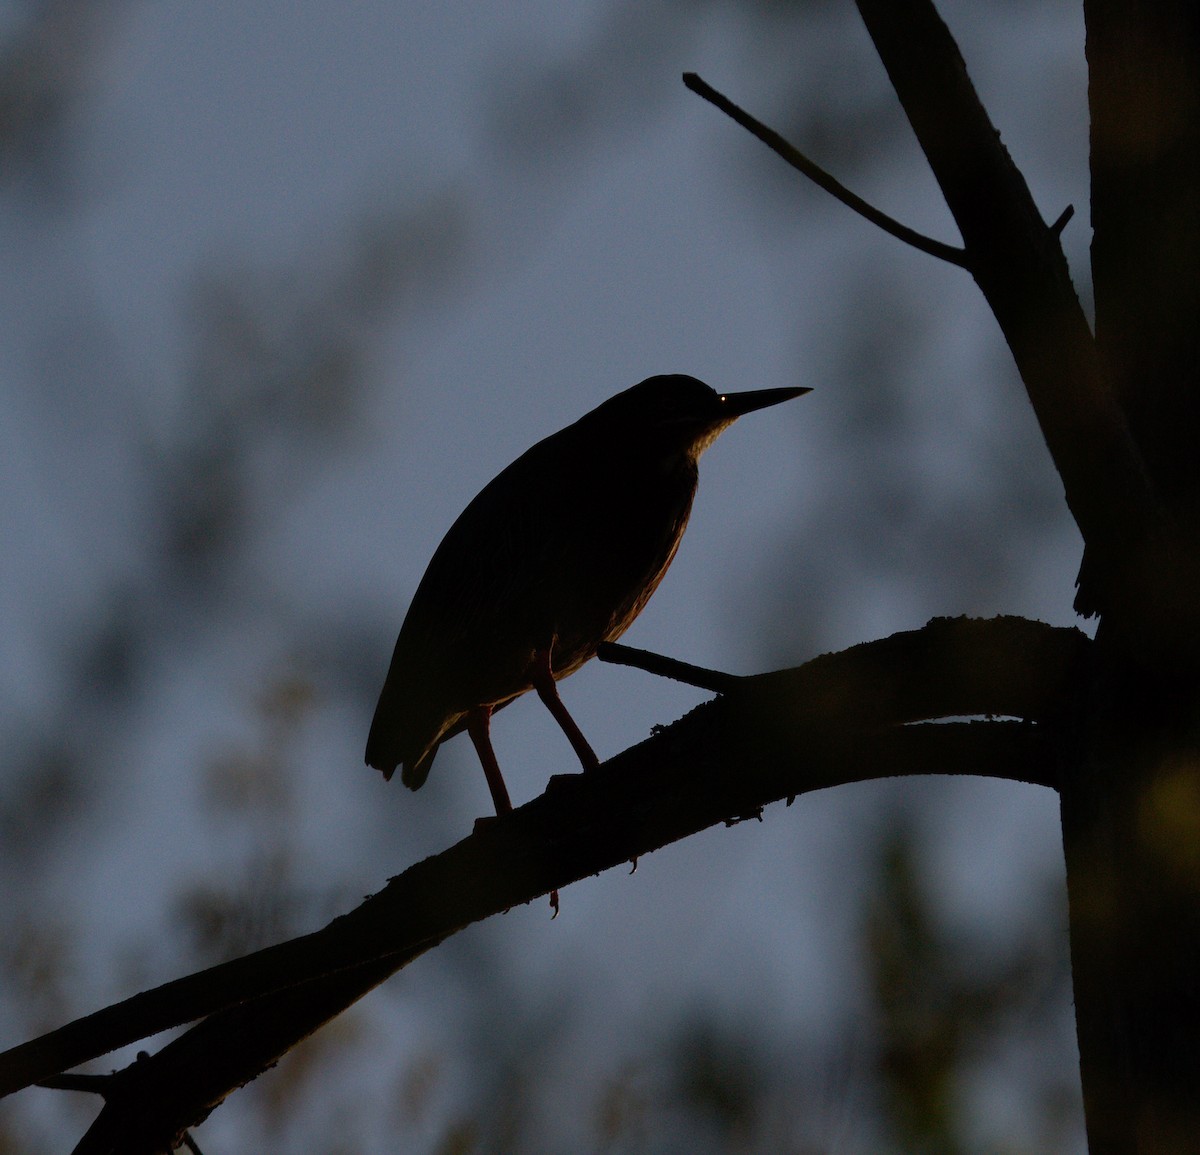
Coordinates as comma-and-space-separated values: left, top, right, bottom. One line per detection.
584, 374, 810, 462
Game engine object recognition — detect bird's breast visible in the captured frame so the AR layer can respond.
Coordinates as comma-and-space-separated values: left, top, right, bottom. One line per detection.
539, 456, 697, 668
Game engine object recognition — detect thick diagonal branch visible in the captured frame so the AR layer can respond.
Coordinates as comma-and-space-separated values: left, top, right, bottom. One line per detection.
1, 617, 1089, 1152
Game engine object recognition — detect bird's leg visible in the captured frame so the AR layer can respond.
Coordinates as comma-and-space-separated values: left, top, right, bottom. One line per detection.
467, 705, 558, 916
530, 648, 601, 772
466, 705, 513, 816
529, 650, 587, 919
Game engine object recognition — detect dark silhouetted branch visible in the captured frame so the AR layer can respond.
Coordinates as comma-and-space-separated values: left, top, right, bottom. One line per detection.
853, 0, 1199, 648
0, 616, 1089, 1150
597, 640, 741, 692
683, 72, 969, 268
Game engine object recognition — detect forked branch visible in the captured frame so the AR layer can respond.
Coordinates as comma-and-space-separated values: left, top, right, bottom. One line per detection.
688, 7, 1181, 639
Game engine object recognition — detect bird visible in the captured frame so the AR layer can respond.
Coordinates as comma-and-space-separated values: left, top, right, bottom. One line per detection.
365, 373, 809, 816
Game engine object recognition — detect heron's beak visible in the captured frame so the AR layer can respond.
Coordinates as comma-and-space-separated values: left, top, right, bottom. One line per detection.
718, 386, 811, 418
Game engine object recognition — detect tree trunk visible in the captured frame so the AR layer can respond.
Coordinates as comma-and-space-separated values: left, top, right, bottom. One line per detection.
1063, 4, 1200, 1153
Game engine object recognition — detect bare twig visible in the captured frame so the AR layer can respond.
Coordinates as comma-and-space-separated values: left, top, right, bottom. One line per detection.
683, 72, 969, 268
596, 641, 740, 693
1050, 203, 1075, 237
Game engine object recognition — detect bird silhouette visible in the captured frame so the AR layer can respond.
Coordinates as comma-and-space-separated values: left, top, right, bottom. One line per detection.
366, 374, 808, 815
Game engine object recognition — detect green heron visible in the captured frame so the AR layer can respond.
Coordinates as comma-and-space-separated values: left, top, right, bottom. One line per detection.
366, 374, 809, 815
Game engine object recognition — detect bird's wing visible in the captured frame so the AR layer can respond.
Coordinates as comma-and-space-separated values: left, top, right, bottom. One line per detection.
365, 438, 578, 779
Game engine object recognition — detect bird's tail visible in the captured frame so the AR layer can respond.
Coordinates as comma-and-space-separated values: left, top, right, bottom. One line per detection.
400, 746, 438, 791
364, 687, 448, 791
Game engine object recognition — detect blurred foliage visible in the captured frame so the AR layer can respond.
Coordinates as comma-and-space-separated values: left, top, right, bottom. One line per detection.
865, 819, 1076, 1155
163, 191, 468, 587
0, 0, 125, 201
0, 1, 1086, 1152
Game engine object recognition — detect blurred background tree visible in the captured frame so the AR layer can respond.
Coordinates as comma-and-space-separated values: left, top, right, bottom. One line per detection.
0, 1, 1085, 1150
